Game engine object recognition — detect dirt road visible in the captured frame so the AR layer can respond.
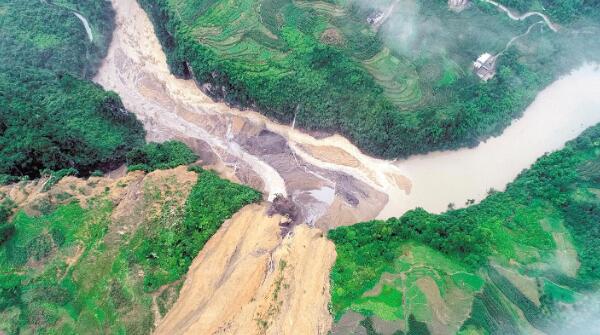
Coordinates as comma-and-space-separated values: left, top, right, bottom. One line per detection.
481, 0, 558, 32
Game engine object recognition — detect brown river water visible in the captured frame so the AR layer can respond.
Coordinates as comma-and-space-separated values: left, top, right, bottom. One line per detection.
91, 1, 600, 333
95, 0, 600, 228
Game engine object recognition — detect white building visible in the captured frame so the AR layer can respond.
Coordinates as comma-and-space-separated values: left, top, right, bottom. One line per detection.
367, 11, 385, 26
473, 53, 496, 81
448, 0, 469, 12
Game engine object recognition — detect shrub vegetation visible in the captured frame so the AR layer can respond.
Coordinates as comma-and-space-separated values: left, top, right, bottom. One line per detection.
127, 141, 198, 172
139, 0, 600, 158
329, 123, 600, 332
0, 167, 260, 333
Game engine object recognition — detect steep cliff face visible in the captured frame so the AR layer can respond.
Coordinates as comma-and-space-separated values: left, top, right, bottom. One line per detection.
155, 204, 336, 335
0, 165, 335, 335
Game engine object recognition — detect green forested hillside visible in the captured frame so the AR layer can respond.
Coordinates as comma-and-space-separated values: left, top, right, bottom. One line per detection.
126, 141, 199, 172
2, 0, 600, 334
0, 0, 145, 180
329, 124, 600, 334
139, 0, 600, 158
0, 166, 260, 334
501, 0, 600, 23
0, 0, 114, 77
0, 3, 266, 333
0, 68, 145, 179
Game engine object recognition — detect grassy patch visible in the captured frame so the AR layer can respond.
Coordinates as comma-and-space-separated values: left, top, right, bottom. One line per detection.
352, 284, 404, 320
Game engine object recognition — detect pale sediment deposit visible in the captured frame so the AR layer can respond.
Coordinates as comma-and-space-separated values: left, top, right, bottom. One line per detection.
97, 0, 600, 224
95, 0, 600, 333
95, 0, 388, 230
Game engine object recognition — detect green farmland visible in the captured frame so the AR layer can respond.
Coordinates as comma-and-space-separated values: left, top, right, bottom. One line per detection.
329, 123, 600, 334
140, 0, 600, 158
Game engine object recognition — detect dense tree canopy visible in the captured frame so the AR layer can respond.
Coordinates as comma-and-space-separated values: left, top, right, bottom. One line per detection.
330, 123, 600, 320
0, 0, 114, 77
0, 0, 145, 180
126, 141, 198, 172
0, 68, 144, 178
139, 0, 600, 158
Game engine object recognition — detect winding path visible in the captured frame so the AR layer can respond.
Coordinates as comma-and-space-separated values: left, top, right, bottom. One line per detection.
40, 0, 94, 42
481, 0, 558, 32
73, 12, 93, 42
495, 21, 544, 58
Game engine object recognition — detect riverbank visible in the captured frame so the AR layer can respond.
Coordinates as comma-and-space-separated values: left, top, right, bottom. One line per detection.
95, 0, 600, 224
91, 0, 600, 333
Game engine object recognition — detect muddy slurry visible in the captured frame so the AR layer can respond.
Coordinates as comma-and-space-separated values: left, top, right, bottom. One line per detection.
384, 63, 600, 216
95, 0, 600, 333
95, 0, 600, 224
94, 0, 389, 230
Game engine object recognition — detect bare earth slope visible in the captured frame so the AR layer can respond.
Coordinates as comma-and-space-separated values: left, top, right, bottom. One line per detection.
89, 1, 600, 334
1, 166, 195, 220
155, 204, 336, 335
96, 0, 600, 226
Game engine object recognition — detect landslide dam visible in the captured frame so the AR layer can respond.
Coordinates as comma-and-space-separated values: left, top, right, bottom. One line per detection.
96, 0, 600, 225
93, 0, 600, 333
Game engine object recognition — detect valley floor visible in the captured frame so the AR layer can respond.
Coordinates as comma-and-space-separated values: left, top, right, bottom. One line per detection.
87, 0, 600, 334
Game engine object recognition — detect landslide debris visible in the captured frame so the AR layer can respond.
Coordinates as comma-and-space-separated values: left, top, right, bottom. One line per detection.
155, 204, 336, 335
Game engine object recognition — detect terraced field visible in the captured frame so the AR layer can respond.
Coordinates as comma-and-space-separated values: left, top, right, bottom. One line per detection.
363, 49, 422, 108
342, 243, 483, 333
139, 0, 600, 158
329, 124, 600, 334
152, 0, 523, 110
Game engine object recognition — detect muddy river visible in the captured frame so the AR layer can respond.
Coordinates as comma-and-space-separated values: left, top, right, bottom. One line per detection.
95, 0, 600, 227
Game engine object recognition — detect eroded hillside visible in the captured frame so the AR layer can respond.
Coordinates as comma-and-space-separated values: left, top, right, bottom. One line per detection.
156, 204, 336, 335
139, 0, 600, 158
0, 165, 260, 333
2, 0, 600, 334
